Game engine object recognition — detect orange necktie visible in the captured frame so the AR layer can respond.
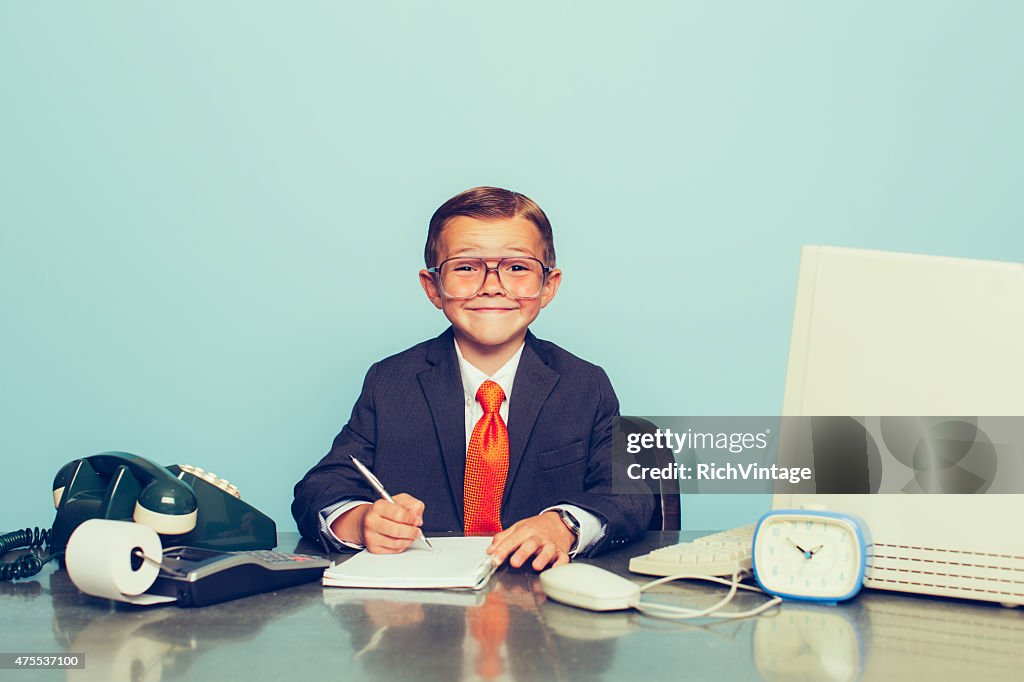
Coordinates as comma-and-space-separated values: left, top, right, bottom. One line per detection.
464, 380, 509, 534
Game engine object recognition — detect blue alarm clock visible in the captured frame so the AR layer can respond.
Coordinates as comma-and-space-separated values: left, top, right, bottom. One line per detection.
752, 509, 871, 603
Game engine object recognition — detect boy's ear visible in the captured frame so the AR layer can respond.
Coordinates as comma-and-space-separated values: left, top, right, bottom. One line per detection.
419, 269, 444, 309
539, 268, 562, 309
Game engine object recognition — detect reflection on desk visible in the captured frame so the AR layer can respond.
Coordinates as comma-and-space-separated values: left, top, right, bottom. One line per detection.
49, 570, 320, 682
1, 532, 1022, 682
859, 593, 1024, 680
323, 574, 616, 682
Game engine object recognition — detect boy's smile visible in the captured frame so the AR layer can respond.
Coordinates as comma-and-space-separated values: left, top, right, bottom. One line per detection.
420, 215, 561, 373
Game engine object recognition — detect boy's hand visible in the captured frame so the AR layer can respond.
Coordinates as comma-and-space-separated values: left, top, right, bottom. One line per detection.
486, 511, 575, 570
363, 493, 426, 553
333, 493, 425, 553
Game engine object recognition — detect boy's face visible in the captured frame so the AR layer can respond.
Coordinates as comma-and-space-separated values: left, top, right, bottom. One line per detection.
419, 215, 561, 355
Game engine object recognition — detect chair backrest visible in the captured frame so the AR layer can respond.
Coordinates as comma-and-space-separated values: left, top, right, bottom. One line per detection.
618, 416, 681, 531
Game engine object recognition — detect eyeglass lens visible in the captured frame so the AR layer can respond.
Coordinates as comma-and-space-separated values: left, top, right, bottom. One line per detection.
438, 258, 545, 299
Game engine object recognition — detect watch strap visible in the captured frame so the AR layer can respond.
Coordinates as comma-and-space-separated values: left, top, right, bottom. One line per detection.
556, 508, 581, 553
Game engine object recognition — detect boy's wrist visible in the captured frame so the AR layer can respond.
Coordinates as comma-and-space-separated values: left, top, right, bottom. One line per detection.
332, 504, 371, 546
542, 510, 579, 553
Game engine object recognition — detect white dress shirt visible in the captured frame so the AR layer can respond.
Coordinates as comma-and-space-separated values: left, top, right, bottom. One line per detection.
320, 338, 605, 555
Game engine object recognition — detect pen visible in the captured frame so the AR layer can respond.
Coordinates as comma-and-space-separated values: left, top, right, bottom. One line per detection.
349, 455, 434, 550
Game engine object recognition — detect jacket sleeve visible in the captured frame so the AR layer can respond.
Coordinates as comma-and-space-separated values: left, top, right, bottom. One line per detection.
291, 363, 381, 549
559, 367, 655, 556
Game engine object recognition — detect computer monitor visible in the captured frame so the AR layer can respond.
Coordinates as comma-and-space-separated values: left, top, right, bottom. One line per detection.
774, 245, 1024, 605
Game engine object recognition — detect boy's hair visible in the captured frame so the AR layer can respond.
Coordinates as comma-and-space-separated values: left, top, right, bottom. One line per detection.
424, 186, 556, 267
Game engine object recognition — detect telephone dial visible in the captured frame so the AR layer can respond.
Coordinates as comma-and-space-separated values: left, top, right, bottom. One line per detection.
1, 452, 277, 580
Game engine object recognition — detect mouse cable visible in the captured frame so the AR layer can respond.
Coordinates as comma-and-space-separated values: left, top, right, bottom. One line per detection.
633, 569, 782, 620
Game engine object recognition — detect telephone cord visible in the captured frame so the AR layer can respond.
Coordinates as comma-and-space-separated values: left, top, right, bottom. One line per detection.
0, 527, 60, 581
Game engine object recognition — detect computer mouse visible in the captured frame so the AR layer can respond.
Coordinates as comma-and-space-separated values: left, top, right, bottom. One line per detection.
539, 563, 642, 612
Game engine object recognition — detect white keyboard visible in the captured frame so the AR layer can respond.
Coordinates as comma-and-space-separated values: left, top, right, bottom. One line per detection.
629, 526, 755, 577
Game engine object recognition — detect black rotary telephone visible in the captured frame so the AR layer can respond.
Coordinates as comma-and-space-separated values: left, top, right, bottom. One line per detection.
1, 452, 277, 580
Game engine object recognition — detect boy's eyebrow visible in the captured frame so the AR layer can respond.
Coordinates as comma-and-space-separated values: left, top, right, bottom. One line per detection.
449, 246, 538, 256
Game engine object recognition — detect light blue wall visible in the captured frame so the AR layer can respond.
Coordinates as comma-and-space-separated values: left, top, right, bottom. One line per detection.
3, 2, 1022, 534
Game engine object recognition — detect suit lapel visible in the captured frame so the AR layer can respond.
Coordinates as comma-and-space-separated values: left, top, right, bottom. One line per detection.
503, 333, 560, 509
417, 329, 468, 519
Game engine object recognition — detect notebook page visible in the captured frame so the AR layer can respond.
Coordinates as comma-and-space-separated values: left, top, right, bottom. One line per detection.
323, 536, 496, 590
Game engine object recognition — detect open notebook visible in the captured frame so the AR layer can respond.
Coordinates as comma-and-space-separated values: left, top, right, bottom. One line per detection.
322, 537, 497, 590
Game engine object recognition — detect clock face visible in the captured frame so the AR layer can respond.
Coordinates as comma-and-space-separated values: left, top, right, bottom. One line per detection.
753, 513, 864, 600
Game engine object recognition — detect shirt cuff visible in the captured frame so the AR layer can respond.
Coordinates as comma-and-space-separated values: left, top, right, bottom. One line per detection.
319, 499, 372, 551
543, 504, 606, 558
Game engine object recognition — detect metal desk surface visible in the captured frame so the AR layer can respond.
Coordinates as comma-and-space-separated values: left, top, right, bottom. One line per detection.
3, 532, 1023, 682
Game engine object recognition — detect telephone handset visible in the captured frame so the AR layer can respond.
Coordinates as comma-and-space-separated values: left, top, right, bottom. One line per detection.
2, 452, 277, 581
50, 452, 200, 548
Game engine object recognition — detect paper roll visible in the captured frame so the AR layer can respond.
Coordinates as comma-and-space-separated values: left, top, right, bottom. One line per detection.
65, 519, 175, 605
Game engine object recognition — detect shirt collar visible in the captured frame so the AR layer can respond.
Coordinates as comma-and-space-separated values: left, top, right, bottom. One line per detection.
454, 338, 525, 405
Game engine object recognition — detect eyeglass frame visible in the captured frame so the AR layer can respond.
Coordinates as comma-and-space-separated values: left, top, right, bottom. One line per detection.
426, 256, 554, 300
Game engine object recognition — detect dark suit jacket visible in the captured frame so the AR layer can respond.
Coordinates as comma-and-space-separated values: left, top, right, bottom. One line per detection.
292, 328, 654, 554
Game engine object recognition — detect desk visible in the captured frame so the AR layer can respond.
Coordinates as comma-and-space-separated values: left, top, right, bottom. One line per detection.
3, 532, 1023, 681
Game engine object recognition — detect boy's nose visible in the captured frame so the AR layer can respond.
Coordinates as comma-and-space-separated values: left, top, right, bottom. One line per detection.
480, 268, 505, 295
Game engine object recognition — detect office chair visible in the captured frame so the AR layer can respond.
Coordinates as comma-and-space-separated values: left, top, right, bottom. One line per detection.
618, 416, 681, 531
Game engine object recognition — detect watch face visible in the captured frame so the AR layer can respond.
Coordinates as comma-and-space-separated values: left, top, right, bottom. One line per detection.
753, 513, 864, 600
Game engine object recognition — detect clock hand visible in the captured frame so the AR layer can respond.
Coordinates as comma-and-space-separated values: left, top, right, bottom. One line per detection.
786, 537, 810, 555
808, 544, 823, 556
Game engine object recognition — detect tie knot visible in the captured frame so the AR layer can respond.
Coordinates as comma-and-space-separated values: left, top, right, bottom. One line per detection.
476, 380, 505, 413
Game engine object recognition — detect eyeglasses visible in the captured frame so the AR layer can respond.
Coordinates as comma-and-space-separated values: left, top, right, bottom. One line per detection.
427, 257, 552, 300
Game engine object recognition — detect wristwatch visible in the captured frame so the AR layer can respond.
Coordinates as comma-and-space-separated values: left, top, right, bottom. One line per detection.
556, 508, 581, 553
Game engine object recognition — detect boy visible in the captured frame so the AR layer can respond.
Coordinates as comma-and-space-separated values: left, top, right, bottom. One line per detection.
292, 187, 653, 570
